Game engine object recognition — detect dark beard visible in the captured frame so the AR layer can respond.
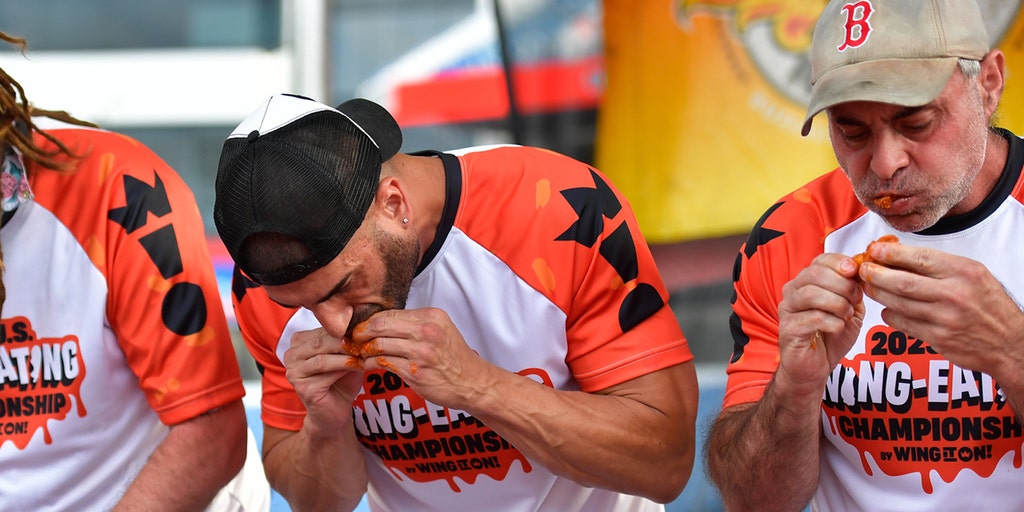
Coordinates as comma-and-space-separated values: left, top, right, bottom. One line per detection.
345, 226, 420, 335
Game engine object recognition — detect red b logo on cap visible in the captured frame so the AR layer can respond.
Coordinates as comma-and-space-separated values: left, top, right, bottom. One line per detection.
837, 0, 873, 51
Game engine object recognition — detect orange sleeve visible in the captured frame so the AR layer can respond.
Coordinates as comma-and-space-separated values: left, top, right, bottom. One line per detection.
455, 147, 692, 392
723, 170, 866, 409
31, 128, 244, 425
231, 270, 308, 431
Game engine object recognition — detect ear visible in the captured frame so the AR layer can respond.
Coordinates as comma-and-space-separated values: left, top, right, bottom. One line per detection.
375, 176, 410, 225
977, 49, 1005, 118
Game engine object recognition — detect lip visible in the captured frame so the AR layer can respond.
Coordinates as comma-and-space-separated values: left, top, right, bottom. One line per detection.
872, 194, 910, 215
872, 195, 895, 209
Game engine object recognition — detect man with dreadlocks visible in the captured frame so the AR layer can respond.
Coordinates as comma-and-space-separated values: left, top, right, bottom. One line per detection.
0, 33, 269, 510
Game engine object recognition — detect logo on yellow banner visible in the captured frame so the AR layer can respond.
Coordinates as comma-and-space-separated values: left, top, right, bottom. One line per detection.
675, 0, 1021, 107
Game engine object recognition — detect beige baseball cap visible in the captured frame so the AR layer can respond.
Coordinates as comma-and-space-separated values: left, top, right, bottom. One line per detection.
801, 0, 990, 136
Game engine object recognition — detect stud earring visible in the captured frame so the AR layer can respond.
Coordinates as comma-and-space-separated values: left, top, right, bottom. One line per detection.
402, 218, 409, 224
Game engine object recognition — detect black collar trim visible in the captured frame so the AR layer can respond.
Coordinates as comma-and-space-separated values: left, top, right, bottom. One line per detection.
409, 150, 461, 275
916, 128, 1024, 235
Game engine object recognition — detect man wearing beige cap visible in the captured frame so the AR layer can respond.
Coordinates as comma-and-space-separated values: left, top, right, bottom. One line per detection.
706, 1, 1024, 510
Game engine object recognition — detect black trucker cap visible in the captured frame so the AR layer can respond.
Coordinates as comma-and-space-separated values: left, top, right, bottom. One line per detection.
213, 93, 402, 286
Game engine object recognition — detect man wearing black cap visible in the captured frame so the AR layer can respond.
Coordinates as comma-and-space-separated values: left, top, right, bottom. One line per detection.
214, 93, 699, 511
706, 1, 1024, 511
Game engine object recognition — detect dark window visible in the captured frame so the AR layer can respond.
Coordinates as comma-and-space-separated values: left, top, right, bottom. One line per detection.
0, 0, 281, 50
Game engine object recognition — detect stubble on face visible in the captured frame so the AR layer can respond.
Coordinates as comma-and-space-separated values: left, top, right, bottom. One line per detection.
842, 75, 991, 233
344, 225, 421, 335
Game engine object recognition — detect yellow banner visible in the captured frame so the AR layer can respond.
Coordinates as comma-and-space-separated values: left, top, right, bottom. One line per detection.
596, 0, 1024, 243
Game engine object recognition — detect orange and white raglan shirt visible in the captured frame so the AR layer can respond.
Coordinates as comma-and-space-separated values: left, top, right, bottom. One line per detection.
234, 145, 693, 511
725, 129, 1024, 511
0, 119, 247, 509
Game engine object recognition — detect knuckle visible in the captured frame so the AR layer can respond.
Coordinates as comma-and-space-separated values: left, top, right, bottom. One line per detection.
421, 321, 445, 340
282, 345, 299, 364
893, 277, 916, 296
912, 250, 934, 271
307, 353, 329, 373
959, 259, 987, 281
781, 279, 797, 296
425, 307, 450, 322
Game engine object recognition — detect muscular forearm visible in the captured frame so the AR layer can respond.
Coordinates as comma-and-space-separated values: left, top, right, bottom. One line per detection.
989, 359, 1024, 423
466, 363, 697, 504
987, 315, 1024, 423
707, 375, 823, 512
263, 420, 369, 512
115, 401, 248, 511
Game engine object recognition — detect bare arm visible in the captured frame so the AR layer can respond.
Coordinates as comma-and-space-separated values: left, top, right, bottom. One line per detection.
261, 422, 368, 512
357, 308, 699, 503
260, 328, 372, 511
113, 400, 248, 511
706, 379, 823, 511
708, 253, 865, 511
471, 361, 697, 503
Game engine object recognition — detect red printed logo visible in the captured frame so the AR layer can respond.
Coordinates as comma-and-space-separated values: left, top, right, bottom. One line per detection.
822, 324, 1022, 493
353, 368, 551, 492
0, 317, 87, 449
837, 1, 874, 51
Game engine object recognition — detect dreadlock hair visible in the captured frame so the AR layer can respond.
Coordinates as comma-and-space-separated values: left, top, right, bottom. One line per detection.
0, 31, 98, 316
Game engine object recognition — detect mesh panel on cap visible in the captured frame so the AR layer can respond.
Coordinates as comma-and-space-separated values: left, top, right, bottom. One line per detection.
214, 109, 381, 285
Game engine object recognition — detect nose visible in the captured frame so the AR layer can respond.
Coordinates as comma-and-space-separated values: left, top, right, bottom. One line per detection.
868, 130, 909, 180
308, 302, 355, 339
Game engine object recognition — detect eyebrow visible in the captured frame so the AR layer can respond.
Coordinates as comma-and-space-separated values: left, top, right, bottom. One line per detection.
316, 274, 352, 305
268, 273, 352, 309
